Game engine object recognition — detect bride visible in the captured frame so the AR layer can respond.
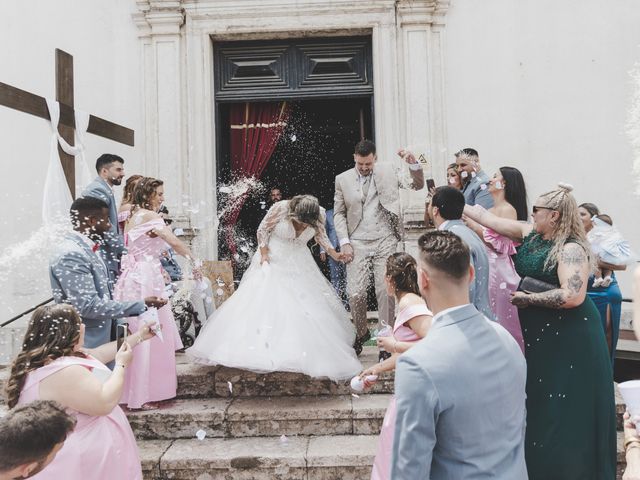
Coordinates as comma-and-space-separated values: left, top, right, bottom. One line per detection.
187, 195, 362, 380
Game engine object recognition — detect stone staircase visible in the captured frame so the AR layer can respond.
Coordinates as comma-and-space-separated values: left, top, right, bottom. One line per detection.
0, 347, 631, 478
131, 347, 390, 479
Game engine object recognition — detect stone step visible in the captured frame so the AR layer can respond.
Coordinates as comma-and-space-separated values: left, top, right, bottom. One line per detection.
175, 347, 395, 399
139, 434, 378, 480
127, 394, 392, 440
139, 432, 629, 480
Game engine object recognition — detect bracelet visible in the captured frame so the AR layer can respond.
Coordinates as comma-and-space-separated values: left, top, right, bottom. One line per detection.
624, 436, 640, 451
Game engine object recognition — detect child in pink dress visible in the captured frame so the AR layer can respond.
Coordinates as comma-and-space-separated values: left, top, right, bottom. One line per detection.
357, 253, 433, 480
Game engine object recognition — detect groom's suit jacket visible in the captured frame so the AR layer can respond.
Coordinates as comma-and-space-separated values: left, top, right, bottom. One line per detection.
82, 177, 125, 281
333, 162, 424, 243
49, 231, 146, 348
391, 304, 527, 480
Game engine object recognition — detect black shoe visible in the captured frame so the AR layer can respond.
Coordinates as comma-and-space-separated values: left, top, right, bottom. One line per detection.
353, 330, 371, 356
378, 350, 392, 362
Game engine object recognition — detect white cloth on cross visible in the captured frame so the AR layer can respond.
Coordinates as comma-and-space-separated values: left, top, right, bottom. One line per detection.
42, 99, 93, 223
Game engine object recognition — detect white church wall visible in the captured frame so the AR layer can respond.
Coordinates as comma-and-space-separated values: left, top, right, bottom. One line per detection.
0, 0, 143, 329
444, 0, 640, 295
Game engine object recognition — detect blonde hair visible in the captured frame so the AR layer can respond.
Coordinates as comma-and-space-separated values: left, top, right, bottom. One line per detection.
288, 195, 320, 226
537, 183, 593, 271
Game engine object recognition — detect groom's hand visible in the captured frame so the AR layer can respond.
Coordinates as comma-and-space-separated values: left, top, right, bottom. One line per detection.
342, 244, 354, 263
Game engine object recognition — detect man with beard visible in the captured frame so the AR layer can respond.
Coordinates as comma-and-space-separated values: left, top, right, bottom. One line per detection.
49, 197, 166, 349
82, 154, 127, 284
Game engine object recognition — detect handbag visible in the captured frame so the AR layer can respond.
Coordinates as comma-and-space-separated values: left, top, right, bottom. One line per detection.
518, 276, 559, 294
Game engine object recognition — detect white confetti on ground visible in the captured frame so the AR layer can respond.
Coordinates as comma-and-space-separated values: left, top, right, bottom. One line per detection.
196, 429, 207, 440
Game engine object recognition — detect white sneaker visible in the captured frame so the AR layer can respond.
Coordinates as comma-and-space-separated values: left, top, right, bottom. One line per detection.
592, 277, 604, 288
601, 275, 612, 287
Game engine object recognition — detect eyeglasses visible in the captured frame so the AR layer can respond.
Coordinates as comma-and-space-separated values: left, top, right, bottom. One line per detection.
532, 206, 555, 214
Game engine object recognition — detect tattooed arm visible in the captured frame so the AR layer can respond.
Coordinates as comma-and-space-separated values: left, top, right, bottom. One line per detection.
511, 243, 590, 309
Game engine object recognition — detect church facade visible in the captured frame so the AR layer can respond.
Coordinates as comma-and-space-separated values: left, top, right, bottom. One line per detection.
133, 0, 449, 258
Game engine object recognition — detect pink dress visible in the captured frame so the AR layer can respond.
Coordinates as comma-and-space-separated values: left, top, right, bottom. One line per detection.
371, 303, 431, 480
483, 227, 524, 352
114, 217, 183, 408
17, 356, 142, 480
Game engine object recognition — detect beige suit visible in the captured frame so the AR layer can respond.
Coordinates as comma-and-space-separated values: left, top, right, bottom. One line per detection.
334, 161, 424, 336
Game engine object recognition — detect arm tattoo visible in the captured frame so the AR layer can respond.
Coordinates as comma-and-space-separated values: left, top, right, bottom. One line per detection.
560, 244, 587, 266
526, 289, 566, 308
567, 271, 584, 295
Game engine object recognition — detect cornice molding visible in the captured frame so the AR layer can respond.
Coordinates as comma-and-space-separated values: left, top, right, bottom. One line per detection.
134, 0, 185, 36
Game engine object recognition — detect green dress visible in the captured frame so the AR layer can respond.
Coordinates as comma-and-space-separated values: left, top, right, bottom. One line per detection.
514, 233, 616, 480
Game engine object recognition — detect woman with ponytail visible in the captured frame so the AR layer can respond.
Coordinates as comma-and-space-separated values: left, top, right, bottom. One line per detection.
358, 252, 432, 480
464, 183, 616, 480
6, 304, 155, 479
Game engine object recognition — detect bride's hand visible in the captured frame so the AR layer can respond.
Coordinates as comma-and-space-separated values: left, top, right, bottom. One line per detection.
329, 249, 343, 262
261, 253, 270, 265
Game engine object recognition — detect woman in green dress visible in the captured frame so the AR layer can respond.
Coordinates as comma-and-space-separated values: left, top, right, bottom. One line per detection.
464, 183, 616, 480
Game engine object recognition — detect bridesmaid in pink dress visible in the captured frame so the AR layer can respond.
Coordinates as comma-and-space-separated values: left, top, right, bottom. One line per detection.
6, 304, 155, 479
358, 253, 433, 480
114, 177, 199, 409
465, 167, 529, 352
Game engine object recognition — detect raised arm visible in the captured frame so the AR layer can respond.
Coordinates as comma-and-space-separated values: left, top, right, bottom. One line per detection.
397, 149, 425, 190
463, 204, 531, 242
511, 242, 590, 310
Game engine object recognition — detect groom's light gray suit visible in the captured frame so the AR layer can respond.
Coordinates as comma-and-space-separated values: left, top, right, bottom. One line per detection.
334, 161, 423, 334
391, 304, 527, 479
83, 177, 124, 284
440, 219, 494, 320
49, 231, 146, 348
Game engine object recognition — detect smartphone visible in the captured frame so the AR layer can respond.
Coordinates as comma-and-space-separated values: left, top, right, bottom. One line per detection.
426, 178, 436, 190
116, 323, 128, 350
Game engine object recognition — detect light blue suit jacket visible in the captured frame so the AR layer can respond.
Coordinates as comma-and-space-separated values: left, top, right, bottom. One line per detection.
325, 209, 339, 249
391, 304, 527, 480
49, 232, 145, 348
441, 220, 494, 320
82, 177, 124, 282
462, 169, 494, 209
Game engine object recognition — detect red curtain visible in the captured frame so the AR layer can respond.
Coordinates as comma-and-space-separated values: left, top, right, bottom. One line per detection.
224, 101, 289, 255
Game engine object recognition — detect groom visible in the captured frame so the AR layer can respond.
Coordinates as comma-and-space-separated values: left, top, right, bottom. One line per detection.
334, 140, 424, 353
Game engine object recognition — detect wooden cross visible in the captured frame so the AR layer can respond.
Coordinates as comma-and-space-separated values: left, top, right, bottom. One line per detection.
0, 49, 134, 197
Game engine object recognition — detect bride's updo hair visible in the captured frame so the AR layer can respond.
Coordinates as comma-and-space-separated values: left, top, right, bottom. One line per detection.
288, 195, 320, 225
386, 252, 420, 296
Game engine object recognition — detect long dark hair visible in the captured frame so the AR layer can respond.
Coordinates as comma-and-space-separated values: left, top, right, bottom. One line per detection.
500, 167, 528, 221
6, 305, 84, 408
578, 202, 600, 218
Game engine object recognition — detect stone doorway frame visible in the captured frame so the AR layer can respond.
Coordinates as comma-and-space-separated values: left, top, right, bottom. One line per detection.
134, 0, 450, 259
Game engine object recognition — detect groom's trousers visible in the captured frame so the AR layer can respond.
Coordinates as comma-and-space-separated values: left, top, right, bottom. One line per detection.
346, 235, 398, 337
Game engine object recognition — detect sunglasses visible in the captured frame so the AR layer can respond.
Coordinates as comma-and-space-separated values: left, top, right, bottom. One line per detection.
532, 206, 555, 214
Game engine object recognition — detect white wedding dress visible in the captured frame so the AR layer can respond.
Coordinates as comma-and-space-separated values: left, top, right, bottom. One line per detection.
187, 200, 362, 381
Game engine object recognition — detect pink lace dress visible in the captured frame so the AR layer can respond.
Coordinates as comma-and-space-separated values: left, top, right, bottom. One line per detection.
114, 216, 183, 408
483, 227, 524, 352
371, 303, 431, 480
17, 356, 142, 480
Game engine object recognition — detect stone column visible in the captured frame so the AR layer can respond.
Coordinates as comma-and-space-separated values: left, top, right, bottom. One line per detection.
133, 0, 186, 217
396, 0, 450, 254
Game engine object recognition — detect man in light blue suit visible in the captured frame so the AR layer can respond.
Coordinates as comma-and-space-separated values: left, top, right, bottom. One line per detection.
49, 197, 166, 349
391, 230, 527, 480
82, 153, 126, 285
320, 208, 348, 308
455, 148, 494, 209
427, 186, 494, 320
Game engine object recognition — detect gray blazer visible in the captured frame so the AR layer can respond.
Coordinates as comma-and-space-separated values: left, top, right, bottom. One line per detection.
82, 177, 124, 281
334, 162, 424, 242
441, 220, 494, 320
49, 232, 146, 348
391, 304, 527, 480
462, 169, 494, 209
